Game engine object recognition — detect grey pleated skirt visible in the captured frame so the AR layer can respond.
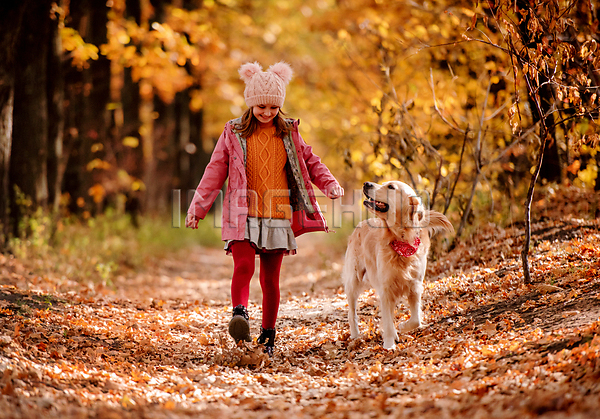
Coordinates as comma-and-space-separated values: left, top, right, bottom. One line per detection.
225, 217, 298, 255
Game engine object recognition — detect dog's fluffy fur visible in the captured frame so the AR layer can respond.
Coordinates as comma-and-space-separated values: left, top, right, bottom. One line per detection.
342, 181, 454, 349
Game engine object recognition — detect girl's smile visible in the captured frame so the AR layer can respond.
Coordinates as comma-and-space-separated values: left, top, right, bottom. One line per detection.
253, 104, 280, 125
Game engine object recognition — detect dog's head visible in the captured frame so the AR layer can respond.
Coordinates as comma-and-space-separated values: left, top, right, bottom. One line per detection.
363, 181, 423, 228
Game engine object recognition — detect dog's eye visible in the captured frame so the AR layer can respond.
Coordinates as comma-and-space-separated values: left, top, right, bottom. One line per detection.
387, 184, 397, 190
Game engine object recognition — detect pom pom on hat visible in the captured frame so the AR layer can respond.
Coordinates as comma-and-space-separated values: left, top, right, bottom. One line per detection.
239, 61, 293, 108
239, 62, 262, 84
268, 62, 293, 86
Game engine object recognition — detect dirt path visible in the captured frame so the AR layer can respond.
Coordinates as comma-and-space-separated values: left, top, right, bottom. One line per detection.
114, 233, 345, 304
1, 217, 599, 418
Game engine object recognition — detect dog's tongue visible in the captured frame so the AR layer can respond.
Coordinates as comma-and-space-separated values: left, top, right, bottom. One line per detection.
391, 237, 421, 257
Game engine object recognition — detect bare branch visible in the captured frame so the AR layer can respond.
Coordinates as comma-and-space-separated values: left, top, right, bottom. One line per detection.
429, 68, 466, 134
444, 128, 469, 215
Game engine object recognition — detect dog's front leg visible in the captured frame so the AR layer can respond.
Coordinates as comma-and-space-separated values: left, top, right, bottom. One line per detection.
347, 293, 360, 339
398, 289, 423, 332
378, 293, 398, 350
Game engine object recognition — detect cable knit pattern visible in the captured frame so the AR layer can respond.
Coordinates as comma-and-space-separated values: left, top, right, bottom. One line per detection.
246, 126, 290, 219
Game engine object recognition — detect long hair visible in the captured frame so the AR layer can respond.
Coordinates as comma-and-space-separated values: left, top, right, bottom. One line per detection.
234, 108, 292, 139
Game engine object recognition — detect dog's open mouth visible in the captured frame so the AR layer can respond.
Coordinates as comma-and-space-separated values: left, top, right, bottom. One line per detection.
364, 197, 389, 213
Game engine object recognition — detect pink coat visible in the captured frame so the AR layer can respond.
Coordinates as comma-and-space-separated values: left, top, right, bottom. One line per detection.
187, 118, 340, 241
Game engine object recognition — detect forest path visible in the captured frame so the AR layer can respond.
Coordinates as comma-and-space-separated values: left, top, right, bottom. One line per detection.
114, 232, 345, 304
113, 232, 349, 341
115, 218, 600, 340
1, 209, 600, 418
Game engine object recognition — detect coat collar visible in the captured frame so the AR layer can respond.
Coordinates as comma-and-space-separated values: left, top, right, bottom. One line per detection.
227, 118, 246, 169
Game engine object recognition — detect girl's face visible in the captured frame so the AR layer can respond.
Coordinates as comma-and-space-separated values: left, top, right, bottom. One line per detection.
253, 104, 280, 126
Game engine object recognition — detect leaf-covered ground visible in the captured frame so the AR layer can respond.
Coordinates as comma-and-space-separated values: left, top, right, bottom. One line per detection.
1, 186, 599, 418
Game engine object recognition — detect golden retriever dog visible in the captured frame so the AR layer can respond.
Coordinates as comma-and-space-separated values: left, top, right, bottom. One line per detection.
342, 181, 454, 349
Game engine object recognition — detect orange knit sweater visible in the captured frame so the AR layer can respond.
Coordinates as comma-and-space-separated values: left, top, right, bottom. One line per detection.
246, 126, 291, 219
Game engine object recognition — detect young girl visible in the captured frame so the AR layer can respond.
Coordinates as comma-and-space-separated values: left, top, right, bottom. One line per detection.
186, 61, 343, 356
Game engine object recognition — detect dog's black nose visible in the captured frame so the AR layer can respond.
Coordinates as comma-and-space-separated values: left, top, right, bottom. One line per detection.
363, 182, 375, 190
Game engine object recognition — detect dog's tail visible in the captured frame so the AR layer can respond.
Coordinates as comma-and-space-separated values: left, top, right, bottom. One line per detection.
424, 210, 454, 236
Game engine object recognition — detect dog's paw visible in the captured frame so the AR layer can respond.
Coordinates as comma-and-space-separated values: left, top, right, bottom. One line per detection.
382, 340, 396, 350
382, 330, 398, 350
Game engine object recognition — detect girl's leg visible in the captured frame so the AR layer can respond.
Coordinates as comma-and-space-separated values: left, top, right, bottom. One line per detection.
258, 252, 284, 329
230, 241, 256, 307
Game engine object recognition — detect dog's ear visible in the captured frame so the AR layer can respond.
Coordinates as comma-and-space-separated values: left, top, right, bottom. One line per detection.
424, 210, 455, 235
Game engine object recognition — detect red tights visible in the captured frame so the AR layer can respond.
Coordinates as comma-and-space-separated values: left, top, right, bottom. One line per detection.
229, 241, 283, 329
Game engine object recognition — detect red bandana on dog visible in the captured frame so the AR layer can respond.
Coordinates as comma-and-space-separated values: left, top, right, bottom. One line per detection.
391, 237, 421, 257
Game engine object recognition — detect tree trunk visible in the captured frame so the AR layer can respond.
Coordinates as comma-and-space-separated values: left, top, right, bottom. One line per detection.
121, 67, 142, 224
47, 11, 65, 213
10, 0, 53, 234
536, 83, 561, 183
522, 134, 548, 284
189, 104, 209, 193
0, 89, 13, 243
175, 90, 191, 192
174, 89, 210, 215
122, 68, 141, 140
515, 0, 561, 184
0, 0, 27, 245
140, 85, 157, 214
151, 95, 175, 213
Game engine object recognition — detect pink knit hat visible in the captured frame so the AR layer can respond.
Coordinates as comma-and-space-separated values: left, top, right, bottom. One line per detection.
239, 61, 293, 108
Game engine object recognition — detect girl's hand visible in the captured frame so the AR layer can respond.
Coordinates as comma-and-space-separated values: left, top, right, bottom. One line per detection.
186, 213, 199, 229
328, 185, 344, 199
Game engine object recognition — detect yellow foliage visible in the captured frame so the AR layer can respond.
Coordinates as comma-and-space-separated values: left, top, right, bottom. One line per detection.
60, 27, 99, 69
350, 150, 363, 163
54, 0, 599, 215
577, 159, 598, 187
337, 29, 349, 40
132, 180, 145, 191
122, 137, 139, 148
86, 159, 111, 171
